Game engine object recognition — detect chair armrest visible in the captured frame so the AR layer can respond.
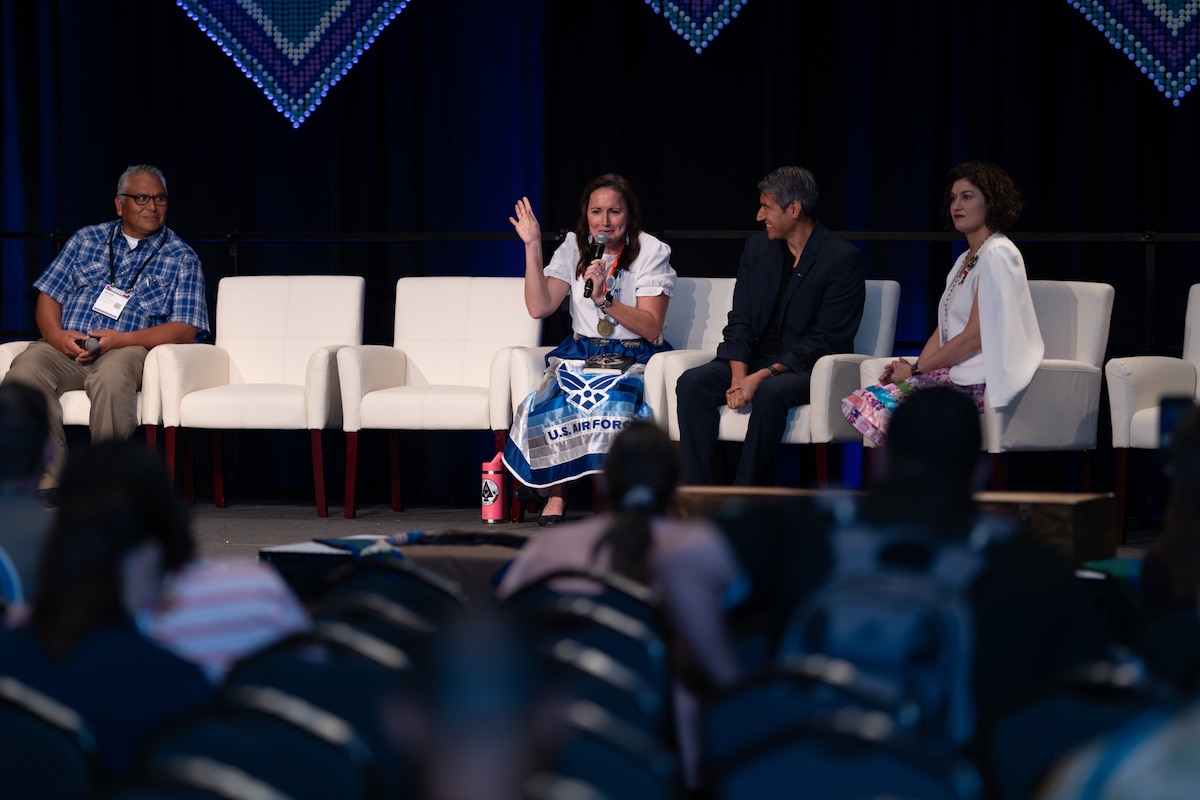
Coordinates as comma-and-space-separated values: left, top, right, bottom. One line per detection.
1105, 356, 1198, 448
0, 341, 32, 377
660, 349, 721, 440
305, 345, 347, 430
810, 353, 870, 443
489, 345, 522, 431
643, 350, 698, 431
139, 346, 163, 426
156, 344, 230, 427
983, 360, 1103, 452
510, 346, 554, 411
858, 356, 899, 389
337, 345, 408, 433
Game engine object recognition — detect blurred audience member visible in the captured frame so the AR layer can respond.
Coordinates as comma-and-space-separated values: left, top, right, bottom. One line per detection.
858, 387, 1111, 739
0, 439, 212, 779
0, 380, 54, 609
497, 420, 743, 690
497, 421, 744, 787
1036, 701, 1195, 800
144, 557, 310, 683
386, 609, 564, 800
1140, 403, 1200, 625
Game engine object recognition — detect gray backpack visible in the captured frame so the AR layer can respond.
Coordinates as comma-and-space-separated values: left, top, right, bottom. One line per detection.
777, 514, 1015, 752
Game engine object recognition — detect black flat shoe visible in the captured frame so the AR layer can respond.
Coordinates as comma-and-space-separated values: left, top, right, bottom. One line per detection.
537, 514, 565, 527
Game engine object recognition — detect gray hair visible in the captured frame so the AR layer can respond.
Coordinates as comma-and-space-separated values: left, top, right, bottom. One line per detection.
117, 164, 168, 195
758, 166, 819, 218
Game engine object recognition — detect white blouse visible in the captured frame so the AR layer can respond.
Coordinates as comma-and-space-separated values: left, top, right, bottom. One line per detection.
939, 233, 1044, 409
543, 231, 676, 339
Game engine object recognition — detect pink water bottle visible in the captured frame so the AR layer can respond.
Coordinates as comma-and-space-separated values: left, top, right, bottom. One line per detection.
481, 452, 508, 524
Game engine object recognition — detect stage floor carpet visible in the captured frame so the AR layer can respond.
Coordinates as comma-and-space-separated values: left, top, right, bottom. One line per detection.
190, 497, 1161, 564
190, 501, 543, 562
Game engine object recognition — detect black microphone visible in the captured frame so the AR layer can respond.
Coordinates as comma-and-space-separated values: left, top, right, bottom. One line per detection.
582, 232, 610, 298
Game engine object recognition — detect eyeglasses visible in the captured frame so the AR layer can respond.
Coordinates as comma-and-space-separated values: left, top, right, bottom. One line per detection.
119, 193, 169, 206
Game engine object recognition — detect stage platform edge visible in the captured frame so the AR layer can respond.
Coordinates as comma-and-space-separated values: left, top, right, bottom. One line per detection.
674, 486, 1117, 562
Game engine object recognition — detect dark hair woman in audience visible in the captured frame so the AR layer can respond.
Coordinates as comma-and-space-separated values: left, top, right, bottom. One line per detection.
0, 439, 212, 780
499, 421, 740, 685
497, 421, 743, 787
503, 175, 676, 525
843, 161, 1045, 444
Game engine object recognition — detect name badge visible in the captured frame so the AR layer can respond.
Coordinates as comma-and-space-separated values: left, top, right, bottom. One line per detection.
93, 284, 132, 320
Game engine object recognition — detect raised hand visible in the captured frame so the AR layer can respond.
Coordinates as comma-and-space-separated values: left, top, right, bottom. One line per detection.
509, 196, 542, 245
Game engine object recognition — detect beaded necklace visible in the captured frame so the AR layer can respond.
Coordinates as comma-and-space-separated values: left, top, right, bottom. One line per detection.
940, 232, 995, 335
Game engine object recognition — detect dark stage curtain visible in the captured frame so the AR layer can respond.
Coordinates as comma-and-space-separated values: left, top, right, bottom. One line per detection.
541, 1, 1199, 355
3, 0, 1198, 502
1, 0, 544, 347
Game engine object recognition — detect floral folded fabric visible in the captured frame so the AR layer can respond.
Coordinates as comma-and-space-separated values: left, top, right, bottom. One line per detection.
842, 369, 984, 446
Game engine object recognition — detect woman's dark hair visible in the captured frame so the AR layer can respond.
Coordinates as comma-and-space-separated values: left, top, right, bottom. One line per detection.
32, 439, 194, 659
590, 422, 679, 584
1156, 404, 1200, 603
942, 161, 1024, 232
572, 173, 643, 281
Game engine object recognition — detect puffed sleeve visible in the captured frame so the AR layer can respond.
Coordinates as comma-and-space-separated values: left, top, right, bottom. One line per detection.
632, 233, 676, 297
543, 237, 581, 285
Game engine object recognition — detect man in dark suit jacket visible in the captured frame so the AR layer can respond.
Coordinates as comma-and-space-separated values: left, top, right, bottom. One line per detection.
676, 166, 865, 485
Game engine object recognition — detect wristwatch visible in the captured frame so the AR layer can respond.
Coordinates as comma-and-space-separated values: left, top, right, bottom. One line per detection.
597, 292, 614, 310
910, 360, 921, 376
766, 364, 779, 377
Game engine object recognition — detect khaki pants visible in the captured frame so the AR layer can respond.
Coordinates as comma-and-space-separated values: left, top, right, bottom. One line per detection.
3, 340, 147, 489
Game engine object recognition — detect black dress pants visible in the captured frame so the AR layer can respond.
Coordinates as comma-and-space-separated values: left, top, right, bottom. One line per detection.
675, 357, 811, 486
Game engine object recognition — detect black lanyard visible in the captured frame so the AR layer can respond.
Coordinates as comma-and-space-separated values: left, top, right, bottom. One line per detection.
108, 222, 169, 292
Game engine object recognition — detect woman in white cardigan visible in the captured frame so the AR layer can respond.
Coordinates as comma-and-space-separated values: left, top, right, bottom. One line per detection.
843, 161, 1044, 445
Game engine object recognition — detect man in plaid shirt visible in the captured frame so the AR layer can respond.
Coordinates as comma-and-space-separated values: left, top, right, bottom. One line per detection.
3, 165, 209, 502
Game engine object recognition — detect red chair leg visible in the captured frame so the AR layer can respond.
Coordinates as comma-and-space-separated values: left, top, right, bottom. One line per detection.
814, 443, 829, 487
990, 453, 1008, 490
165, 426, 177, 489
212, 432, 226, 509
311, 429, 328, 518
344, 431, 359, 519
862, 445, 877, 488
185, 430, 196, 505
1114, 448, 1127, 546
145, 425, 157, 449
389, 432, 404, 512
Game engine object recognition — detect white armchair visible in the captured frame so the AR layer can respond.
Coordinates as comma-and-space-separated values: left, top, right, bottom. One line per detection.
860, 280, 1115, 489
337, 276, 542, 518
1105, 283, 1200, 536
156, 275, 365, 517
0, 340, 163, 445
661, 279, 901, 485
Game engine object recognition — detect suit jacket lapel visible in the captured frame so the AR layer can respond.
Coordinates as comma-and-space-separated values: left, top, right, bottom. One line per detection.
781, 223, 822, 311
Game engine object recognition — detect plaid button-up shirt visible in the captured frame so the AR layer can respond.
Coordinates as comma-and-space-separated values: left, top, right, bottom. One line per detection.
35, 220, 209, 339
